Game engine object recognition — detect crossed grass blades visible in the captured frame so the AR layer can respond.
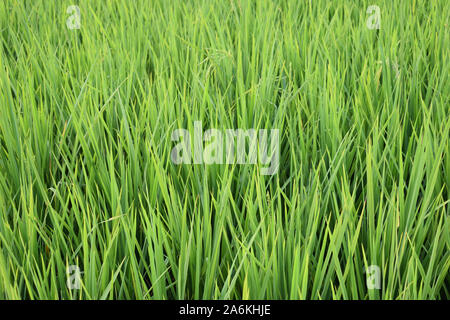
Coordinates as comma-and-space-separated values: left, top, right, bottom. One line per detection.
0, 0, 448, 299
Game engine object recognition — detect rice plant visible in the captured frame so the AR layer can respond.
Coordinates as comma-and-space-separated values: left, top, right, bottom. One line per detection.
0, 0, 448, 299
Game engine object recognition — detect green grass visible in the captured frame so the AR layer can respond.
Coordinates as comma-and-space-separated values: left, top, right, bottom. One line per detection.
0, 0, 448, 300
